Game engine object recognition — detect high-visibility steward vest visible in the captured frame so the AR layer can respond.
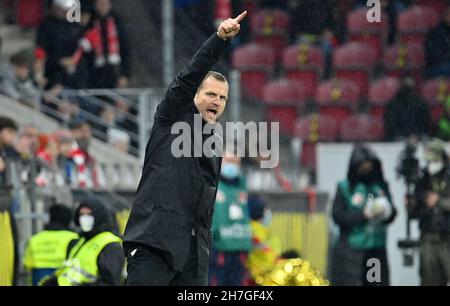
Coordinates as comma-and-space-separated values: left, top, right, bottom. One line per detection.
56, 232, 121, 286
24, 230, 79, 270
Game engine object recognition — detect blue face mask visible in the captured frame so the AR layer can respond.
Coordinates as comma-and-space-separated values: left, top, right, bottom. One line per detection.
221, 163, 240, 180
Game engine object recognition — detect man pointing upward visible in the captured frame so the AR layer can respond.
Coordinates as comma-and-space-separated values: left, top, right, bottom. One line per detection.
124, 12, 247, 286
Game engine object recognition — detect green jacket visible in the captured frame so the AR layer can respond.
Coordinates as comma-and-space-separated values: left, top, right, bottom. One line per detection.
211, 177, 252, 252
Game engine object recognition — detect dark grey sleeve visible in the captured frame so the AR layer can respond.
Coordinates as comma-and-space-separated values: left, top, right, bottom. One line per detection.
96, 242, 125, 286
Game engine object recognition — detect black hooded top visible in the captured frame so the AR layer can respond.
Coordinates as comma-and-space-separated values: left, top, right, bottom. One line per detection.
333, 145, 397, 231
68, 198, 124, 286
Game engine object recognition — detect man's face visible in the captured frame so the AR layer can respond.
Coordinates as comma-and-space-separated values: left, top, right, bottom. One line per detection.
0, 128, 17, 147
96, 0, 112, 17
73, 123, 92, 141
14, 65, 29, 81
79, 206, 93, 216
194, 77, 228, 123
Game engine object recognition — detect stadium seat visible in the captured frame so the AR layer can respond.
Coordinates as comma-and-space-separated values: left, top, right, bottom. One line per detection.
16, 0, 45, 28
383, 43, 424, 76
316, 79, 361, 127
420, 78, 450, 105
232, 43, 276, 100
333, 42, 377, 95
250, 9, 290, 61
262, 79, 306, 135
265, 106, 299, 135
397, 5, 440, 45
368, 77, 401, 120
420, 78, 450, 122
415, 0, 448, 18
282, 44, 324, 99
294, 113, 339, 170
347, 7, 388, 60
340, 114, 384, 142
294, 114, 338, 142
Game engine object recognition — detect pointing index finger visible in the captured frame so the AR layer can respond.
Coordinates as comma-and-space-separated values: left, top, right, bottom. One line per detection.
233, 11, 247, 23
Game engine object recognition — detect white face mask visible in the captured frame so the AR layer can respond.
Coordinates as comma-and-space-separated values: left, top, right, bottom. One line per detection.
79, 215, 95, 232
427, 161, 444, 176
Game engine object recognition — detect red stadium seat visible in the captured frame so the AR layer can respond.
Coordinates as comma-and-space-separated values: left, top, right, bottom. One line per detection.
333, 42, 377, 95
397, 5, 440, 45
420, 78, 450, 106
294, 114, 338, 142
340, 114, 384, 142
265, 107, 299, 135
262, 79, 306, 135
347, 8, 388, 59
383, 43, 424, 81
282, 44, 324, 99
232, 43, 275, 100
415, 0, 448, 18
294, 114, 339, 169
250, 9, 290, 61
16, 0, 45, 28
368, 77, 401, 119
420, 78, 450, 122
316, 79, 361, 127
262, 78, 306, 106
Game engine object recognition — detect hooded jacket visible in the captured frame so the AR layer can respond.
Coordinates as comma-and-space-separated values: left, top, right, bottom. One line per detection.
69, 198, 124, 286
331, 145, 397, 286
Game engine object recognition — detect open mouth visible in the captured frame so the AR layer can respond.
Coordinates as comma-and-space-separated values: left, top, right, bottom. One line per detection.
206, 109, 218, 116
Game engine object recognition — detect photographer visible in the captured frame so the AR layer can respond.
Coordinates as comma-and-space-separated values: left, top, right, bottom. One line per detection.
409, 139, 450, 286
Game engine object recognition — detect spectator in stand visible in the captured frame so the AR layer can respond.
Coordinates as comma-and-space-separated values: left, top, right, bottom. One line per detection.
107, 128, 130, 154
436, 96, 450, 141
0, 49, 41, 109
14, 125, 39, 159
53, 130, 77, 184
35, 0, 86, 91
66, 0, 131, 89
425, 5, 450, 79
69, 117, 98, 188
0, 116, 19, 286
384, 74, 431, 141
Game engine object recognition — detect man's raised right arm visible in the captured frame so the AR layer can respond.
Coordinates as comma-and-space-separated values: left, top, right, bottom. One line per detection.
155, 11, 247, 124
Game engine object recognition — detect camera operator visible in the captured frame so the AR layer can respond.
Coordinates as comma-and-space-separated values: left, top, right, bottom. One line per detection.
409, 139, 450, 286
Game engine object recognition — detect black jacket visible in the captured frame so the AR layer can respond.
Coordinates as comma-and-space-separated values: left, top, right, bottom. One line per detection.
331, 145, 397, 286
411, 166, 450, 234
425, 22, 450, 71
71, 199, 124, 286
124, 34, 229, 274
384, 87, 431, 141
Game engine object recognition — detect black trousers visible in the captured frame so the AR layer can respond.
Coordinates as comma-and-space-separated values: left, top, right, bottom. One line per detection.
126, 236, 208, 286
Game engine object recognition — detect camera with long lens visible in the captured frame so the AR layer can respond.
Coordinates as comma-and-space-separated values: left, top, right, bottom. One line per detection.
396, 142, 421, 266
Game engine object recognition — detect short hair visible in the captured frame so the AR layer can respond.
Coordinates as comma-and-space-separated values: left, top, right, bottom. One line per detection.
0, 116, 18, 132
198, 71, 228, 91
10, 50, 32, 67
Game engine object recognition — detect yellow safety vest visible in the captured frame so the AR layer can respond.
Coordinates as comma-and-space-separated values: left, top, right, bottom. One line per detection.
56, 232, 122, 286
23, 230, 79, 270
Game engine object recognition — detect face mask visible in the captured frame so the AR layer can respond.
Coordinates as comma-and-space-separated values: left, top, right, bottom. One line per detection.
427, 161, 444, 176
221, 163, 240, 180
262, 209, 273, 227
357, 171, 372, 184
79, 215, 94, 232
